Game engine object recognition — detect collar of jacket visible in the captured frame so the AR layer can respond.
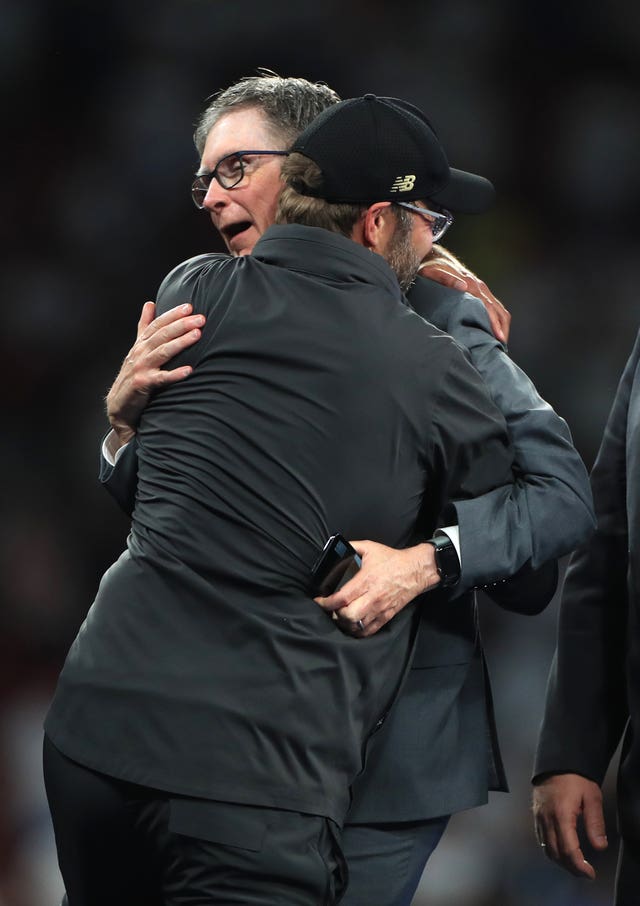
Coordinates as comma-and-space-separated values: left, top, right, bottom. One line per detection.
252, 224, 403, 302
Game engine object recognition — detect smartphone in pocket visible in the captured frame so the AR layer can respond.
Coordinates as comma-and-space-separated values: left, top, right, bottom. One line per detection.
310, 533, 362, 597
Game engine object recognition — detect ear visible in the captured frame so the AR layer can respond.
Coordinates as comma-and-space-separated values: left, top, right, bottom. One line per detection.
361, 202, 395, 253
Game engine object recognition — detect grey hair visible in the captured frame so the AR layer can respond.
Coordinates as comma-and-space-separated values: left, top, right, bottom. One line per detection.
193, 69, 340, 155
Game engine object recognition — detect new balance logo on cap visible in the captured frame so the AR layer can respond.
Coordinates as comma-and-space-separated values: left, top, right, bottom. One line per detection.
390, 175, 416, 193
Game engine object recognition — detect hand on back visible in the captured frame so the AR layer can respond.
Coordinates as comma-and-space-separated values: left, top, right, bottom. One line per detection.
419, 245, 511, 344
106, 302, 204, 447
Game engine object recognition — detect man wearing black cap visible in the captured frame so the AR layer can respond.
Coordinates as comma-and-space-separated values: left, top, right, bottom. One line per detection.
286, 93, 496, 213
43, 94, 546, 904
62, 73, 596, 905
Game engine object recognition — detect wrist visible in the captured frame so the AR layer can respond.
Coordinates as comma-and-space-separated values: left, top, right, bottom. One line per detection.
109, 420, 136, 447
426, 534, 461, 589
414, 542, 442, 592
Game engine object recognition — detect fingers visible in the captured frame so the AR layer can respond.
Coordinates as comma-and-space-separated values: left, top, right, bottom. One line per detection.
583, 791, 608, 852
314, 586, 381, 637
532, 776, 602, 881
139, 302, 191, 335
148, 327, 203, 371
138, 304, 203, 346
314, 587, 397, 638
134, 306, 205, 370
315, 588, 368, 636
148, 364, 194, 386
313, 579, 361, 614
314, 539, 429, 637
106, 302, 204, 436
136, 300, 157, 337
420, 259, 511, 344
330, 606, 389, 638
475, 283, 511, 344
418, 263, 467, 292
457, 273, 510, 344
536, 815, 595, 880
333, 611, 369, 637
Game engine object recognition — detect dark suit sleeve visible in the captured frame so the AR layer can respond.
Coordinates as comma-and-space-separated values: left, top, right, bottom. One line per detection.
99, 434, 139, 517
484, 559, 559, 615
408, 278, 595, 591
427, 349, 556, 615
426, 339, 518, 556
533, 334, 639, 784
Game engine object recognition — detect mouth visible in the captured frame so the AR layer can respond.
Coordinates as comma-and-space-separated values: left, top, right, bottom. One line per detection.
220, 220, 253, 243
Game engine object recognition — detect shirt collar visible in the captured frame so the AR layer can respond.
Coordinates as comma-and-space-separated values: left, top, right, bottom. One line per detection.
252, 224, 403, 301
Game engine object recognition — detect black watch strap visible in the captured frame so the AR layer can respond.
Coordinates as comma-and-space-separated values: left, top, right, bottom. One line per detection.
426, 534, 461, 588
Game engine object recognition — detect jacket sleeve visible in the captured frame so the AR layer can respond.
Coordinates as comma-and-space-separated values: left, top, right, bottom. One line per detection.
532, 333, 639, 784
99, 434, 139, 517
483, 558, 559, 616
408, 278, 595, 589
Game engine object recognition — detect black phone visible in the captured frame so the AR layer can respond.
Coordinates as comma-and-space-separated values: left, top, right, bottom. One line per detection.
310, 533, 362, 597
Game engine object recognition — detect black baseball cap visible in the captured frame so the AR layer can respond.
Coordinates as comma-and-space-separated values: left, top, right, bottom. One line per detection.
289, 94, 495, 213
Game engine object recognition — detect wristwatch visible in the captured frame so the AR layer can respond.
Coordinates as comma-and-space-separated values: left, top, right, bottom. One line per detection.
426, 534, 461, 588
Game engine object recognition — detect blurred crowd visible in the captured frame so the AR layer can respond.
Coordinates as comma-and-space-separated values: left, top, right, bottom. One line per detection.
2, 0, 639, 903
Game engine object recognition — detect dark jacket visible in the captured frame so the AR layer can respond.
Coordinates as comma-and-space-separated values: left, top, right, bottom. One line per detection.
534, 331, 640, 864
46, 226, 518, 825
346, 278, 594, 822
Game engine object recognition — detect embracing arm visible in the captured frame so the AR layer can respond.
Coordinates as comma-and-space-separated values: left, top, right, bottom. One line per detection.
99, 431, 140, 516
420, 244, 511, 343
99, 300, 206, 514
316, 338, 517, 633
407, 276, 595, 591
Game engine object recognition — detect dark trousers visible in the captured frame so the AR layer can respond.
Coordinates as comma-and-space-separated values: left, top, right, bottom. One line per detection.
616, 838, 640, 906
43, 735, 346, 905
340, 817, 449, 906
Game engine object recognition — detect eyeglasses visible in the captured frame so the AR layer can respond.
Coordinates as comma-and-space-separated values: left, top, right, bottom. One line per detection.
191, 150, 289, 209
394, 201, 454, 242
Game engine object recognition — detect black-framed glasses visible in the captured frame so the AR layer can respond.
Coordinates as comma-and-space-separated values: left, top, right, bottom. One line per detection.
394, 201, 454, 242
191, 150, 289, 209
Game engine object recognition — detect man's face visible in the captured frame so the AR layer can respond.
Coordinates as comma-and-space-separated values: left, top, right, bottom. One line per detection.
383, 205, 434, 293
199, 107, 286, 257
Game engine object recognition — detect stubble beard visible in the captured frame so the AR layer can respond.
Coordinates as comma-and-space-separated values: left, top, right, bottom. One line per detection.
384, 211, 424, 294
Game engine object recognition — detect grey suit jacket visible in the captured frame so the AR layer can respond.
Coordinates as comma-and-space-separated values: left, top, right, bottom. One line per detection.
344, 278, 594, 822
100, 276, 595, 822
534, 330, 640, 866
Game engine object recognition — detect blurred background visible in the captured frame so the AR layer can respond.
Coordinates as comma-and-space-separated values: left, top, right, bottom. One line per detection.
2, 0, 639, 902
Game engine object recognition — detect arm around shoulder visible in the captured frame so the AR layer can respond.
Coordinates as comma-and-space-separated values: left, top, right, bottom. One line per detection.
438, 293, 595, 585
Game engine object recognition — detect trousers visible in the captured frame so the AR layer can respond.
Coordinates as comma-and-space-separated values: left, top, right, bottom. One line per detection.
340, 816, 449, 905
43, 735, 346, 905
616, 837, 640, 906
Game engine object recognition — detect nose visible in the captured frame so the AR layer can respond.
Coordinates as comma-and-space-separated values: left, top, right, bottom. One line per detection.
203, 177, 232, 212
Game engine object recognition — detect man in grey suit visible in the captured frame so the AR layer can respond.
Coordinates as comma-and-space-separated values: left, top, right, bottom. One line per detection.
100, 74, 595, 904
533, 330, 640, 906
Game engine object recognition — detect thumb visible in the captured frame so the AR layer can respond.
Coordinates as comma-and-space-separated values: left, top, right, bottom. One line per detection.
583, 795, 608, 851
348, 540, 367, 556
